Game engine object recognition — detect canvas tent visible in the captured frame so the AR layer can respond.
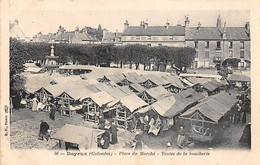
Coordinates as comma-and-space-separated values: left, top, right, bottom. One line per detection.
161, 75, 186, 93
179, 92, 237, 143
108, 94, 147, 129
201, 80, 223, 95
138, 86, 172, 105
123, 72, 146, 84
57, 87, 94, 117
136, 94, 191, 136
99, 74, 121, 84
94, 83, 129, 99
140, 74, 170, 89
51, 124, 105, 150
34, 82, 76, 102
80, 91, 115, 123
129, 83, 146, 93
228, 74, 250, 82
138, 94, 190, 118
178, 88, 205, 106
24, 67, 43, 73
25, 74, 54, 94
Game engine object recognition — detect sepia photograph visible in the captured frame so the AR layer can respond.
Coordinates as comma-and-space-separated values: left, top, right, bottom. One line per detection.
1, 0, 260, 165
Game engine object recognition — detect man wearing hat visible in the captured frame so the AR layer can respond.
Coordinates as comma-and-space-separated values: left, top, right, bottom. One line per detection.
49, 101, 57, 120
134, 131, 142, 150
98, 115, 105, 130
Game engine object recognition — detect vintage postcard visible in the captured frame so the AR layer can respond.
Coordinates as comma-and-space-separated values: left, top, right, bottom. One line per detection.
1, 0, 260, 164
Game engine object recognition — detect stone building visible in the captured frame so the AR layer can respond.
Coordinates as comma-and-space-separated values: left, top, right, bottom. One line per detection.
121, 20, 185, 47
185, 15, 250, 68
101, 29, 122, 45
9, 19, 26, 41
120, 16, 250, 68
32, 25, 99, 44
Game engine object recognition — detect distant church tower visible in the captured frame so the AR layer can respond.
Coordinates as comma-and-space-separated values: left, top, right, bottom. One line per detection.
216, 15, 222, 27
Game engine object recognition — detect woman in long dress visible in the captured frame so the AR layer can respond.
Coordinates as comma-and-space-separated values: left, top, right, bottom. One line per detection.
49, 103, 56, 120
109, 122, 118, 144
32, 97, 38, 111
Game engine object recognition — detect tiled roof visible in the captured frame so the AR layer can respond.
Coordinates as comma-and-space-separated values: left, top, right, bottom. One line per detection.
102, 32, 116, 42
55, 32, 74, 41
32, 34, 54, 42
122, 26, 185, 36
185, 27, 250, 40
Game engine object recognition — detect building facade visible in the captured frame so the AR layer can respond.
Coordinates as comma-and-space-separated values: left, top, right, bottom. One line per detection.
101, 29, 122, 45
120, 16, 250, 68
185, 16, 250, 68
121, 20, 185, 47
9, 20, 29, 41
32, 26, 99, 44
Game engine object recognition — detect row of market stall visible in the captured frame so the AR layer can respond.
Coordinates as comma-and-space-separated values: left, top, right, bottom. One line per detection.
24, 71, 250, 141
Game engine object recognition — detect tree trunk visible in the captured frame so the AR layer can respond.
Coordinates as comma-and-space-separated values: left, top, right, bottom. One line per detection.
156, 63, 160, 71
144, 63, 146, 71
120, 62, 123, 68
135, 63, 139, 70
130, 61, 132, 69
164, 63, 167, 72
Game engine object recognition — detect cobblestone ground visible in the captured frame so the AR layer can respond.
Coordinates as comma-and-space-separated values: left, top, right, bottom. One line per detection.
10, 108, 149, 150
10, 106, 250, 150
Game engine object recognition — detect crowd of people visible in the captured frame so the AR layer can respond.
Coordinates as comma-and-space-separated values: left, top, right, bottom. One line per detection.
230, 94, 251, 124
10, 79, 251, 151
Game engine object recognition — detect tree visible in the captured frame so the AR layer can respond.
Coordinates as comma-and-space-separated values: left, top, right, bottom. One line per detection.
97, 24, 103, 40
9, 38, 26, 96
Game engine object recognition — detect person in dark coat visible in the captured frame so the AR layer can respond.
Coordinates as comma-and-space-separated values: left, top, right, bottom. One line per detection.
128, 119, 135, 133
234, 103, 241, 124
82, 104, 87, 121
109, 121, 118, 144
39, 120, 50, 141
98, 115, 106, 130
134, 133, 142, 150
101, 130, 110, 149
49, 103, 56, 120
244, 95, 251, 113
239, 123, 251, 148
241, 102, 247, 123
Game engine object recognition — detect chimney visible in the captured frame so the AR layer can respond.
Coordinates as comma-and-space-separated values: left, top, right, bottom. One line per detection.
14, 19, 19, 25
143, 20, 148, 29
185, 16, 190, 28
166, 20, 170, 29
222, 22, 227, 39
57, 25, 65, 34
185, 16, 190, 34
197, 22, 201, 30
124, 20, 129, 30
245, 22, 250, 30
75, 26, 79, 34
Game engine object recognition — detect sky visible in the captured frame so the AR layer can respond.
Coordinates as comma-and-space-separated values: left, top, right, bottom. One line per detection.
8, 0, 250, 38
